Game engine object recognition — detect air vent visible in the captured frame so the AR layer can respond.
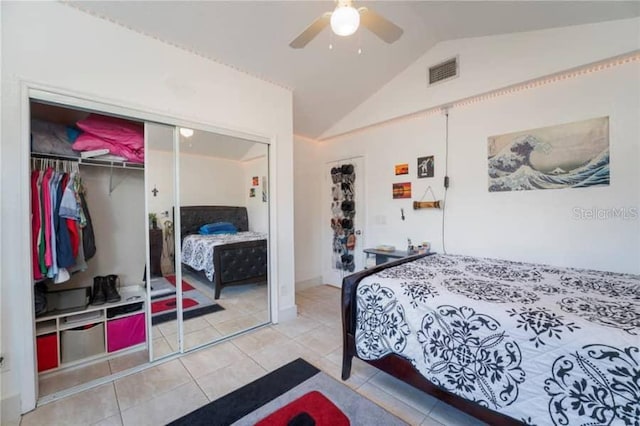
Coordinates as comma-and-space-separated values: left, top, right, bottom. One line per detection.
429, 57, 458, 85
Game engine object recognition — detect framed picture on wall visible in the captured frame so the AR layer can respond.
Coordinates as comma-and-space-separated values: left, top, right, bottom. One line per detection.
395, 163, 409, 175
417, 156, 434, 178
252, 176, 259, 186
249, 188, 256, 198
392, 182, 412, 199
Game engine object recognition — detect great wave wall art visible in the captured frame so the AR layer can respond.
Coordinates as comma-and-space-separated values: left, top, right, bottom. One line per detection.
488, 117, 609, 192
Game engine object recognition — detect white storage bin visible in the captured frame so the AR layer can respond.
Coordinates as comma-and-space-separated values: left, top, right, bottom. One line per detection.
61, 323, 105, 364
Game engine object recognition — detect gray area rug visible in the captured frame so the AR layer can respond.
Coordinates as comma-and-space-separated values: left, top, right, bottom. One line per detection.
234, 370, 408, 425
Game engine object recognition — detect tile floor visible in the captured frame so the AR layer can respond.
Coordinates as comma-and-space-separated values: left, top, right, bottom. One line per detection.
24, 285, 486, 426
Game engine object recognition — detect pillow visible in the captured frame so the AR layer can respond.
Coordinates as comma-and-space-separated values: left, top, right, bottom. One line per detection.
199, 222, 237, 235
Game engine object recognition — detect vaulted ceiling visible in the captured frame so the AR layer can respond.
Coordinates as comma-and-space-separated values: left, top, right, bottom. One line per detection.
71, 1, 640, 138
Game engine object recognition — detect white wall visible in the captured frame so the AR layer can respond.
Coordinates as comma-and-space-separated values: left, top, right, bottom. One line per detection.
0, 2, 294, 415
147, 148, 247, 223
179, 153, 246, 207
318, 20, 640, 276
293, 136, 323, 286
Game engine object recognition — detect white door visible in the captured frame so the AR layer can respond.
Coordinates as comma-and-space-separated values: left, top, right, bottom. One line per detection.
322, 157, 365, 287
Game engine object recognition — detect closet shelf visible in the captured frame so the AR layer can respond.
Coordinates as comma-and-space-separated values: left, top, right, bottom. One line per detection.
31, 152, 144, 170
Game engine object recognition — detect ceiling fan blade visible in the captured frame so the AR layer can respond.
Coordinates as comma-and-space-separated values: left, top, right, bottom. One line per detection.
358, 7, 403, 44
289, 12, 332, 49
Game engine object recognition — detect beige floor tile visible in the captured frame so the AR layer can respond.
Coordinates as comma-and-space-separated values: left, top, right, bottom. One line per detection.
180, 341, 244, 379
252, 309, 270, 323
421, 417, 447, 426
228, 295, 268, 313
195, 355, 267, 400
272, 314, 322, 338
108, 348, 149, 374
151, 336, 176, 360
22, 383, 119, 426
298, 306, 341, 327
249, 339, 321, 372
157, 319, 179, 337
311, 357, 366, 390
357, 382, 427, 426
231, 326, 288, 355
181, 316, 213, 333
164, 327, 222, 352
325, 347, 382, 382
120, 381, 207, 426
295, 325, 342, 356
92, 414, 123, 426
214, 314, 262, 336
114, 359, 191, 411
38, 360, 112, 397
202, 307, 249, 325
427, 401, 487, 426
182, 326, 224, 351
297, 285, 340, 300
369, 371, 439, 415
319, 352, 377, 389
151, 325, 163, 340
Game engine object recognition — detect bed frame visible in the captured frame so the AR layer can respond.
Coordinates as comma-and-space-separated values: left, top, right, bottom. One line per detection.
179, 206, 268, 299
341, 254, 522, 425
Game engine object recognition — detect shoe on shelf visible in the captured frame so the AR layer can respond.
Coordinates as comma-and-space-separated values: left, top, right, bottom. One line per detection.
91, 276, 106, 305
104, 274, 121, 303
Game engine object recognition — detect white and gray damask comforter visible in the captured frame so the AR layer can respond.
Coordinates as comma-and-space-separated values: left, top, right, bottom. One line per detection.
181, 232, 267, 281
354, 254, 639, 425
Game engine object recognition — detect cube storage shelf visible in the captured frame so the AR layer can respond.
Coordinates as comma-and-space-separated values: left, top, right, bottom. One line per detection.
35, 286, 147, 373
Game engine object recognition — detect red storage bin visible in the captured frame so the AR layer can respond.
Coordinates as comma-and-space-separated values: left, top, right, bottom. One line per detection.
36, 333, 58, 372
107, 313, 146, 352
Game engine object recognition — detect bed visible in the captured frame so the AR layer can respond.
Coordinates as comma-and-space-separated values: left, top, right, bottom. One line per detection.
341, 253, 639, 425
179, 206, 268, 299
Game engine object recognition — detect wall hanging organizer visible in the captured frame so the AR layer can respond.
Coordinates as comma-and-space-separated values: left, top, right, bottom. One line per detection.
330, 164, 356, 272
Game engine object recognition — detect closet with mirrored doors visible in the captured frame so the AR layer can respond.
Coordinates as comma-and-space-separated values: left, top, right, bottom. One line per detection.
27, 91, 271, 403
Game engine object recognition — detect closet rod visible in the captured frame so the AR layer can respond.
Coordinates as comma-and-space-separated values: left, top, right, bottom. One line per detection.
30, 152, 144, 171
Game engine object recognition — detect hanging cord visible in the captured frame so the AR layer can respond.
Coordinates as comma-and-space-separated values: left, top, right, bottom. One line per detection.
442, 111, 450, 255
418, 185, 438, 202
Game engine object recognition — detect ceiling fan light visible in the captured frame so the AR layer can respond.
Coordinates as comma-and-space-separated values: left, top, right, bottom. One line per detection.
179, 128, 194, 138
330, 6, 360, 37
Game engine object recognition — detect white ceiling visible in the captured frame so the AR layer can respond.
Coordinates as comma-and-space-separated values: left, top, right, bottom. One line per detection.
72, 1, 640, 138
152, 127, 267, 161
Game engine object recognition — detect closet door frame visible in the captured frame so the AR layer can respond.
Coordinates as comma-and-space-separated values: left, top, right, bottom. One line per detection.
18, 82, 278, 412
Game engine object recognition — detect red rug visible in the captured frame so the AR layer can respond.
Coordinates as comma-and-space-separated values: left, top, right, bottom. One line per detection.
255, 391, 349, 426
164, 274, 196, 291
151, 297, 199, 314
150, 276, 224, 325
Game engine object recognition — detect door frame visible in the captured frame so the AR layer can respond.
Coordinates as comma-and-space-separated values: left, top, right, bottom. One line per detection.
17, 81, 278, 411
322, 155, 367, 287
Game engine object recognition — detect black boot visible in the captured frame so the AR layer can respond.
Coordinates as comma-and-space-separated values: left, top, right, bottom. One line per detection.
104, 274, 121, 303
91, 276, 106, 305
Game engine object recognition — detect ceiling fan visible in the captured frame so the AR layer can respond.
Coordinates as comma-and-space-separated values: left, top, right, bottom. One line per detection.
289, 0, 403, 49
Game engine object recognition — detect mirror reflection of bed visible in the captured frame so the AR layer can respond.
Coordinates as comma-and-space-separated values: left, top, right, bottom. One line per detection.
148, 127, 269, 353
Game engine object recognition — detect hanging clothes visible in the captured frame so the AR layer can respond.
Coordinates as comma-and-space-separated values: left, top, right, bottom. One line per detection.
30, 160, 94, 283
31, 170, 43, 281
80, 191, 96, 261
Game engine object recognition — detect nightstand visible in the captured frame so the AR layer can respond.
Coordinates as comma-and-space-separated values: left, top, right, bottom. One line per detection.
363, 248, 411, 266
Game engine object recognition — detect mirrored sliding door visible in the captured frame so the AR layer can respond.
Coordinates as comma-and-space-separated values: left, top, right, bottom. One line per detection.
177, 128, 270, 351
145, 122, 180, 360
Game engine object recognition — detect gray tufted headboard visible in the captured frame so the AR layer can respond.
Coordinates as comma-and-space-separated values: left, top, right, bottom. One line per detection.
178, 206, 249, 239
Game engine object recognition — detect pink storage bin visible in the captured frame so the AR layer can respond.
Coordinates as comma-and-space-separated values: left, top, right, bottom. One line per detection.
107, 313, 146, 352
